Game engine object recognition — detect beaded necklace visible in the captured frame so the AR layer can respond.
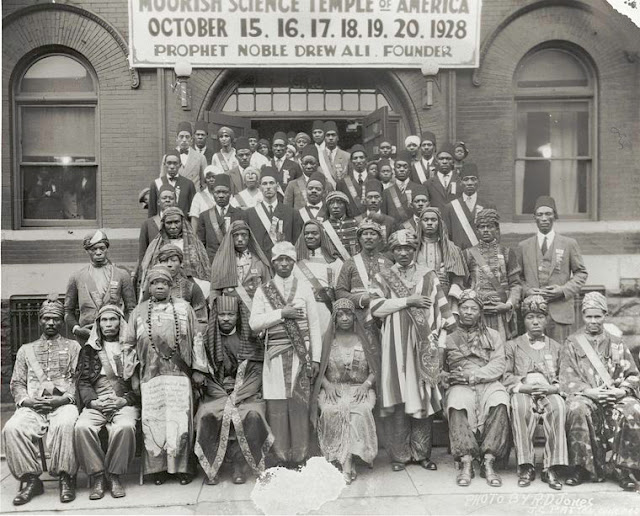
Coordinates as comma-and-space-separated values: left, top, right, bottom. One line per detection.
146, 295, 180, 361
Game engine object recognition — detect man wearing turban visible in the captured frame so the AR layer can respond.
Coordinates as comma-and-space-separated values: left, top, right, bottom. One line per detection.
249, 242, 323, 468
442, 289, 510, 488
139, 185, 176, 263
323, 190, 361, 259
503, 295, 567, 490
4, 295, 81, 505
560, 292, 640, 490
425, 143, 462, 209
150, 147, 198, 217
65, 230, 136, 344
371, 229, 456, 473
518, 195, 587, 344
463, 208, 521, 341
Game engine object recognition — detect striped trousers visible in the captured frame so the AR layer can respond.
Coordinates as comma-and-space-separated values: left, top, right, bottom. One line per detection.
510, 393, 568, 470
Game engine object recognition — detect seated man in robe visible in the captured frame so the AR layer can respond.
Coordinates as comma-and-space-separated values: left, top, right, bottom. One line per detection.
75, 305, 139, 500
560, 292, 640, 491
441, 289, 510, 488
193, 295, 273, 485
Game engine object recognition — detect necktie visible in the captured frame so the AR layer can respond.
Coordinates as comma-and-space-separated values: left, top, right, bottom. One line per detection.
268, 204, 274, 219
442, 174, 450, 188
357, 173, 364, 185
276, 159, 282, 171
399, 181, 406, 194
465, 196, 474, 211
541, 236, 548, 255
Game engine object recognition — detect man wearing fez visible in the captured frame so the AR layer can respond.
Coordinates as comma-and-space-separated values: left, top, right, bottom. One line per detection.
227, 136, 253, 194
65, 230, 136, 344
322, 121, 350, 185
560, 292, 640, 491
195, 173, 243, 263
75, 305, 139, 500
377, 159, 395, 190
402, 187, 430, 232
139, 185, 176, 262
441, 289, 510, 488
167, 121, 207, 191
336, 144, 369, 216
189, 166, 219, 227
323, 191, 361, 260
518, 196, 587, 344
442, 163, 488, 250
243, 169, 303, 260
285, 145, 332, 211
311, 119, 325, 150
378, 140, 395, 169
298, 172, 329, 223
503, 295, 567, 491
464, 209, 521, 341
4, 296, 80, 505
250, 242, 323, 468
193, 120, 215, 165
426, 143, 461, 210
363, 179, 398, 242
269, 131, 302, 194
193, 295, 273, 485
211, 126, 239, 174
149, 149, 197, 217
381, 150, 424, 223
246, 129, 268, 169
411, 131, 438, 184
371, 230, 456, 473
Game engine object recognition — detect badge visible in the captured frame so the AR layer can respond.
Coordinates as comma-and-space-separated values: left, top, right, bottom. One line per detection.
251, 268, 258, 274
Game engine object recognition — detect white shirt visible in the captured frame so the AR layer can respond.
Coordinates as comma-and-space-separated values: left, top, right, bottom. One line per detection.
355, 170, 368, 183
537, 229, 556, 250
217, 205, 228, 218
396, 178, 410, 193
250, 152, 269, 169
438, 171, 452, 188
188, 189, 216, 218
307, 202, 323, 214
463, 192, 477, 211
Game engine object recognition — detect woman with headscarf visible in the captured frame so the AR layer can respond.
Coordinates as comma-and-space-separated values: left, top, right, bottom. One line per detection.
560, 292, 640, 491
452, 141, 469, 174
312, 299, 379, 484
441, 289, 510, 488
138, 207, 211, 299
293, 219, 343, 337
257, 139, 271, 158
285, 144, 297, 161
232, 166, 263, 210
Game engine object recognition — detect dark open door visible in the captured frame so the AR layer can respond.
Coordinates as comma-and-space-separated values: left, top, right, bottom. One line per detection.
362, 106, 389, 157
205, 112, 253, 141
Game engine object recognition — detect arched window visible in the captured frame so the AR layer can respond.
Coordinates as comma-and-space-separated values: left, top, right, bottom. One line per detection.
513, 46, 595, 219
14, 53, 98, 226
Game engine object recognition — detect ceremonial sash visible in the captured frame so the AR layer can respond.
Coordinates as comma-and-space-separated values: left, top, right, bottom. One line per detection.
235, 192, 248, 209
575, 334, 615, 388
299, 208, 311, 222
96, 347, 126, 397
318, 152, 337, 188
215, 152, 231, 172
208, 210, 226, 244
343, 176, 364, 213
201, 191, 216, 212
451, 199, 479, 247
389, 185, 411, 220
256, 204, 279, 245
296, 262, 334, 313
353, 254, 371, 291
322, 220, 350, 260
24, 343, 57, 395
235, 283, 253, 312
467, 247, 508, 303
414, 161, 428, 184
83, 265, 117, 310
402, 219, 416, 231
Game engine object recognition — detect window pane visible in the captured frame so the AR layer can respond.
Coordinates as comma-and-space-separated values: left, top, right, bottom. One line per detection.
22, 165, 97, 220
255, 94, 271, 111
516, 49, 588, 88
22, 107, 95, 162
308, 93, 324, 110
360, 93, 376, 112
21, 56, 95, 93
343, 93, 359, 111
325, 92, 341, 110
223, 94, 237, 112
290, 93, 306, 111
237, 94, 254, 111
273, 93, 288, 111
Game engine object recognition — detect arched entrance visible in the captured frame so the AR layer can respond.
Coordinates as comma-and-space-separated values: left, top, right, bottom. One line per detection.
198, 69, 419, 153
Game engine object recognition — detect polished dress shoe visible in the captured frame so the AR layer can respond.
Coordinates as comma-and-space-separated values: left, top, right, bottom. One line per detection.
456, 457, 474, 487
59, 472, 76, 503
13, 475, 44, 506
480, 454, 502, 487
541, 468, 562, 490
89, 473, 106, 500
517, 464, 536, 487
152, 472, 167, 485
619, 476, 637, 492
232, 470, 247, 484
391, 462, 405, 472
178, 473, 193, 485
109, 474, 126, 498
565, 467, 586, 487
419, 459, 437, 471
205, 474, 220, 485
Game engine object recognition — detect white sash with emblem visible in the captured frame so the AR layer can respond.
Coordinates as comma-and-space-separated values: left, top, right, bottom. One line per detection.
322, 220, 351, 260
451, 199, 479, 247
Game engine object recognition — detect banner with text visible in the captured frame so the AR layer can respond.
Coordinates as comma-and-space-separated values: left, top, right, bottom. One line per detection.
129, 0, 481, 68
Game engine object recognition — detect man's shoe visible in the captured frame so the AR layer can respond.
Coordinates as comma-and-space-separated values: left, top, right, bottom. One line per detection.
178, 473, 193, 485
89, 473, 106, 500
517, 464, 536, 487
480, 454, 502, 487
456, 456, 474, 487
565, 467, 586, 487
152, 472, 167, 485
419, 459, 437, 471
109, 474, 126, 498
205, 474, 220, 485
541, 468, 563, 490
13, 475, 44, 506
59, 473, 76, 503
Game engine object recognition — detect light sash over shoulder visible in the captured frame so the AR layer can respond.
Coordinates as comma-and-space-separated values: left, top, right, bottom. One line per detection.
450, 198, 478, 247
322, 220, 350, 260
575, 334, 615, 387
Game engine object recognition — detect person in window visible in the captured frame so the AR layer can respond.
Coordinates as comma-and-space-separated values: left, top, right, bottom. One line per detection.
560, 292, 640, 491
322, 121, 350, 185
312, 298, 379, 484
149, 149, 197, 218
65, 230, 136, 344
4, 296, 80, 505
441, 289, 510, 488
74, 305, 139, 500
192, 120, 215, 165
452, 141, 469, 174
381, 150, 423, 224
518, 196, 588, 344
26, 168, 62, 219
233, 166, 263, 210
161, 121, 207, 191
269, 132, 302, 195
336, 145, 369, 217
411, 132, 437, 184
425, 144, 462, 210
503, 295, 567, 490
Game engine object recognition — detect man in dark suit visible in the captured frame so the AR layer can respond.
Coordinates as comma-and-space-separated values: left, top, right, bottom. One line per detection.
196, 174, 243, 264
363, 179, 399, 245
269, 131, 302, 195
148, 149, 197, 217
243, 169, 303, 260
425, 143, 461, 209
411, 131, 438, 184
321, 121, 351, 185
192, 120, 216, 165
336, 144, 369, 217
442, 163, 490, 250
381, 150, 424, 223
172, 121, 207, 191
226, 136, 251, 195
284, 145, 333, 210
518, 196, 588, 344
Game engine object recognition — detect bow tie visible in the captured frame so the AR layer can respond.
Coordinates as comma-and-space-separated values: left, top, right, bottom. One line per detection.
308, 204, 321, 210
179, 149, 189, 155
438, 172, 451, 177
529, 336, 545, 343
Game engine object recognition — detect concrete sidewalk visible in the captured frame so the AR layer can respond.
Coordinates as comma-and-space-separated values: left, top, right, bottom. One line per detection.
1, 448, 638, 515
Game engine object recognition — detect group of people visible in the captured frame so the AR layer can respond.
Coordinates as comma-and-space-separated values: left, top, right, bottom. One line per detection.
4, 120, 640, 507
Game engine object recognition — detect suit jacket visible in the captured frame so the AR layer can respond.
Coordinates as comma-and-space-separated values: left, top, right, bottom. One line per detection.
225, 166, 245, 195
425, 172, 461, 210
323, 147, 351, 182
518, 233, 588, 325
148, 175, 196, 217
243, 202, 303, 259
381, 180, 423, 222
193, 141, 216, 166
336, 172, 368, 216
138, 215, 162, 262
269, 158, 302, 192
197, 205, 243, 263
284, 175, 334, 210
410, 157, 437, 184
177, 148, 207, 191
442, 197, 490, 250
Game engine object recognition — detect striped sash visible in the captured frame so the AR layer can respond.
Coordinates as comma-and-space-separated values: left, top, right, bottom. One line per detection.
450, 199, 478, 247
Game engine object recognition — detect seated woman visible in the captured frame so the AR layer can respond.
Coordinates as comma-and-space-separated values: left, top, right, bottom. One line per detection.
560, 292, 640, 491
312, 298, 379, 484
